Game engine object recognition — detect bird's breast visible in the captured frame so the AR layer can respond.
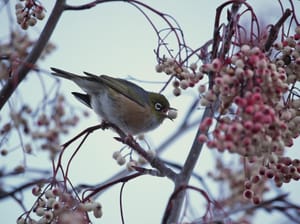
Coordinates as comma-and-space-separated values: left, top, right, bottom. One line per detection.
90, 90, 159, 134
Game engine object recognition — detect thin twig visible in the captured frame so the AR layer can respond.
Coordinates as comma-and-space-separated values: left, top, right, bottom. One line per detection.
82, 172, 143, 201
119, 182, 126, 224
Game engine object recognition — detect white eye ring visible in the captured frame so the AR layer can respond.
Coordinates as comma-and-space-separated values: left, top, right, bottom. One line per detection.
154, 102, 163, 111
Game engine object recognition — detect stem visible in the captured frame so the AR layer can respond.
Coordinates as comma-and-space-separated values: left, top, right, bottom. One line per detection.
0, 0, 66, 110
120, 183, 126, 224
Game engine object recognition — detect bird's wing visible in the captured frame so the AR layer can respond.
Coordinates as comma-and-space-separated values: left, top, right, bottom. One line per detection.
84, 72, 149, 108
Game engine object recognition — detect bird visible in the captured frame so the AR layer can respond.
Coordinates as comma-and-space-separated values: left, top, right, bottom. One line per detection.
50, 67, 176, 135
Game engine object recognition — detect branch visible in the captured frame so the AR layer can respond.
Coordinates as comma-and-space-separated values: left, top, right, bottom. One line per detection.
190, 193, 296, 223
55, 121, 177, 196
212, 1, 242, 59
162, 103, 216, 223
0, 178, 49, 200
219, 2, 242, 58
163, 185, 212, 224
114, 135, 177, 181
264, 9, 292, 51
82, 172, 143, 201
0, 0, 66, 110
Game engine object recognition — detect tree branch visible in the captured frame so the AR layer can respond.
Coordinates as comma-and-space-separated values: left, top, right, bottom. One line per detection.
162, 104, 216, 223
0, 178, 49, 199
264, 9, 292, 51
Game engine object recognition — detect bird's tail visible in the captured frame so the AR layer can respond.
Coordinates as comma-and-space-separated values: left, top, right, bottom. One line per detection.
50, 67, 81, 80
50, 67, 103, 93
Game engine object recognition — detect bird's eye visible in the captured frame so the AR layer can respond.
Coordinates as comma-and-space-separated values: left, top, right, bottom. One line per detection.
154, 102, 163, 111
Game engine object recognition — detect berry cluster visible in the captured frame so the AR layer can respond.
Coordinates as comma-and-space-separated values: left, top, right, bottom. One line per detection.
17, 186, 102, 224
32, 95, 80, 159
274, 26, 300, 83
155, 58, 204, 97
0, 95, 81, 160
15, 0, 45, 30
201, 26, 300, 203
208, 156, 300, 207
112, 149, 156, 171
207, 158, 269, 211
0, 31, 33, 80
0, 31, 55, 81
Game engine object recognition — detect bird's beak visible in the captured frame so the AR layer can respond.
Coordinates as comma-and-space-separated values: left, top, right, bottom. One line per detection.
166, 108, 177, 120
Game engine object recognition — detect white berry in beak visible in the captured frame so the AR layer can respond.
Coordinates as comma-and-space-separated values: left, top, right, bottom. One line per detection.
167, 109, 178, 120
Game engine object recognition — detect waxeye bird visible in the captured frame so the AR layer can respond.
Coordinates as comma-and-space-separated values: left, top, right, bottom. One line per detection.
50, 67, 176, 135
